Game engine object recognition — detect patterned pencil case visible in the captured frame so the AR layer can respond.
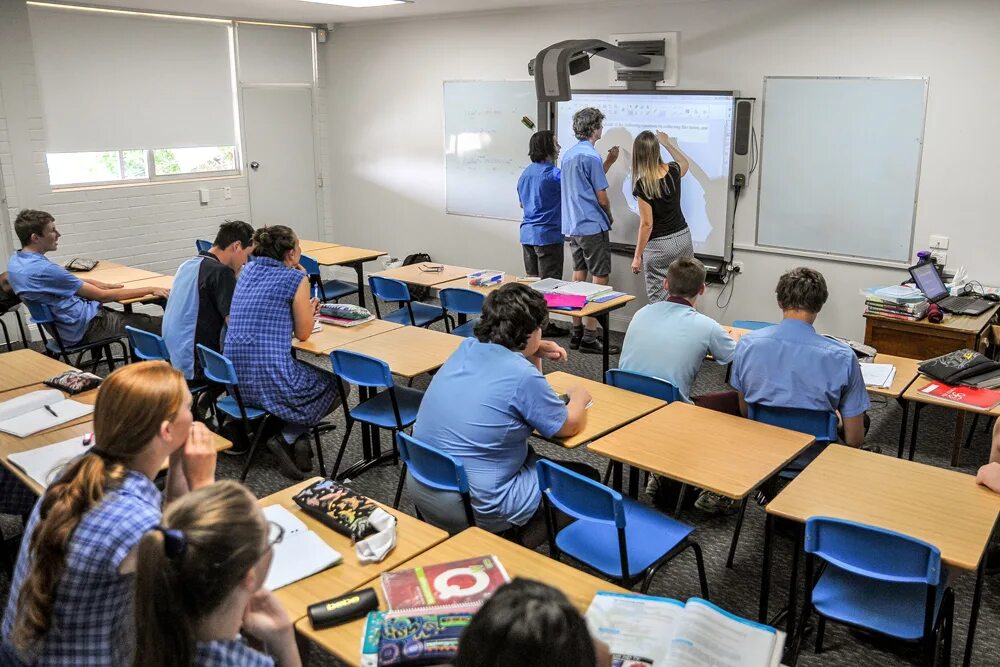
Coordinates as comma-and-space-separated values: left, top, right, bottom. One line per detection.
43, 370, 103, 395
293, 478, 379, 542
64, 258, 99, 272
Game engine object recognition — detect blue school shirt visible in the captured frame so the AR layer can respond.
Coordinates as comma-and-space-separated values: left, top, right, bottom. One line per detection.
516, 162, 563, 246
195, 638, 274, 667
620, 300, 736, 402
6, 250, 100, 346
560, 140, 610, 237
412, 338, 567, 531
730, 318, 870, 418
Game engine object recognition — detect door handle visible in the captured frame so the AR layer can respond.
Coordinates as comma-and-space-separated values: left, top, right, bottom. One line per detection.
250, 161, 260, 171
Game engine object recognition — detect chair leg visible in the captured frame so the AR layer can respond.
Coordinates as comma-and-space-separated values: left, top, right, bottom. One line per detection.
726, 496, 750, 568
15, 312, 27, 351
103, 344, 115, 373
312, 427, 327, 478
0, 318, 11, 353
393, 463, 407, 509
691, 541, 709, 600
601, 461, 613, 485
330, 421, 355, 479
239, 417, 271, 483
391, 429, 399, 467
814, 616, 826, 653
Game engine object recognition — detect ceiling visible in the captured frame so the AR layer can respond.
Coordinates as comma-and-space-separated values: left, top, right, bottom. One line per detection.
59, 0, 634, 25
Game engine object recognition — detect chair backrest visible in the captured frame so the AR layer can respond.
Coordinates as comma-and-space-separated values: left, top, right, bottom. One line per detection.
300, 254, 321, 278
330, 349, 394, 388
368, 275, 411, 303
196, 344, 239, 387
397, 432, 469, 493
22, 299, 54, 325
536, 459, 625, 528
605, 368, 680, 403
732, 320, 775, 331
125, 326, 169, 362
439, 288, 485, 317
804, 516, 943, 586
748, 404, 838, 443
195, 239, 212, 253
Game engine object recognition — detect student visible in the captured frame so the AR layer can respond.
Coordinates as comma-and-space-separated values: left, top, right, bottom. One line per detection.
6, 209, 168, 348
408, 283, 592, 541
224, 225, 339, 480
0, 361, 216, 666
630, 130, 695, 302
731, 267, 870, 450
162, 220, 254, 382
560, 107, 620, 354
454, 578, 611, 667
517, 130, 567, 337
133, 481, 299, 667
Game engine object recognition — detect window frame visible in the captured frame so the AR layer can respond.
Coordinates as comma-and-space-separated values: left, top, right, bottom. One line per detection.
46, 146, 241, 190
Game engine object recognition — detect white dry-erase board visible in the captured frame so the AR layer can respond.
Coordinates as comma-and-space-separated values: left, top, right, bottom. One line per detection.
755, 76, 928, 264
444, 80, 537, 221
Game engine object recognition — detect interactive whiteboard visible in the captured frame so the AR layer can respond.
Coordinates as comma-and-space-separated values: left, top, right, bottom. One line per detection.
756, 76, 927, 263
443, 80, 536, 221
557, 91, 736, 260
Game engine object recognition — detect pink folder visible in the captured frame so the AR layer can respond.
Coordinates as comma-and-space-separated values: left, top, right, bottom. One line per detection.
544, 293, 586, 310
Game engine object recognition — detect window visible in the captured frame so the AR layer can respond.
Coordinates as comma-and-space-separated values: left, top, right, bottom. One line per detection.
46, 147, 238, 187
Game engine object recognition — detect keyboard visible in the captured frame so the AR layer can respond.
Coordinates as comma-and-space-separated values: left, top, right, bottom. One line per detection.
938, 294, 994, 314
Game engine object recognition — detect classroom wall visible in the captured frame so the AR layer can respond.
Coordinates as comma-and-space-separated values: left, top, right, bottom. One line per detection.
322, 0, 1000, 339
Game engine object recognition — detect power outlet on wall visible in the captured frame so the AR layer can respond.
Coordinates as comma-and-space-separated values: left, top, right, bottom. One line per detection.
224, 186, 232, 200
730, 260, 744, 274
930, 249, 947, 266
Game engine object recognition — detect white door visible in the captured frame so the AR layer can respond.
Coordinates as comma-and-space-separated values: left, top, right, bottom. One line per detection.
241, 86, 319, 241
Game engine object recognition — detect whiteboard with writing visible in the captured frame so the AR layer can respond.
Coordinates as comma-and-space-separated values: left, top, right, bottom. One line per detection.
444, 80, 537, 221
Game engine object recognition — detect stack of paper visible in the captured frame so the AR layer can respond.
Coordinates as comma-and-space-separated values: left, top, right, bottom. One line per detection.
0, 390, 94, 438
860, 363, 896, 389
8, 434, 91, 489
261, 504, 343, 590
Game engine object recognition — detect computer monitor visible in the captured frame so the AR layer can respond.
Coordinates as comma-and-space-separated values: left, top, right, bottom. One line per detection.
909, 262, 947, 301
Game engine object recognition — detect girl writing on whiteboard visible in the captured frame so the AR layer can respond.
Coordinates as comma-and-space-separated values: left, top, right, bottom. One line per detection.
630, 130, 693, 302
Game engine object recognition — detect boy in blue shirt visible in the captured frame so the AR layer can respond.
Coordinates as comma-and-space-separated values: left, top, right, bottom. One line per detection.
560, 107, 620, 354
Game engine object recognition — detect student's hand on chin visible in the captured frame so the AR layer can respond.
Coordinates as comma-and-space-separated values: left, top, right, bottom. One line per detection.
243, 589, 293, 642
181, 422, 216, 490
536, 339, 567, 362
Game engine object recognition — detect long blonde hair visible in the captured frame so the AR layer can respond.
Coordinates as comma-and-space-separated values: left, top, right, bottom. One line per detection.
12, 361, 188, 650
631, 130, 672, 200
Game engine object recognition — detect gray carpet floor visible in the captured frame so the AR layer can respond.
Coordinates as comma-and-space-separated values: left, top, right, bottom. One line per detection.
2, 293, 998, 666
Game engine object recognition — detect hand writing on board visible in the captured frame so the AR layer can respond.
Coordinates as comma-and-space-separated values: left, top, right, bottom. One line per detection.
656, 130, 671, 145
606, 146, 620, 164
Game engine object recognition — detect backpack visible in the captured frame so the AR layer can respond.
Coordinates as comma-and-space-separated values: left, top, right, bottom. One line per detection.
401, 253, 432, 301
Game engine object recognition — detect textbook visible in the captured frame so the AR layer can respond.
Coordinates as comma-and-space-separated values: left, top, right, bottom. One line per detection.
260, 505, 343, 590
8, 434, 91, 489
586, 592, 784, 667
917, 382, 1000, 411
381, 555, 510, 610
530, 278, 614, 302
859, 362, 896, 389
0, 389, 94, 437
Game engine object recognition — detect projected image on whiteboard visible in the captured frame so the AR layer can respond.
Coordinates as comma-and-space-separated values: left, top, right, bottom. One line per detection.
557, 92, 734, 259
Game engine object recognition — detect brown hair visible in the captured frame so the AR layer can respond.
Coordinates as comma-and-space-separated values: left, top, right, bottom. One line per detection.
252, 225, 297, 262
132, 481, 265, 667
632, 130, 670, 200
13, 209, 55, 247
776, 266, 828, 314
11, 361, 188, 650
665, 257, 706, 299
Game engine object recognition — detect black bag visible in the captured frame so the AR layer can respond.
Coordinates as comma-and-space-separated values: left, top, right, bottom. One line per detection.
0, 272, 20, 313
401, 253, 432, 301
918, 349, 1000, 385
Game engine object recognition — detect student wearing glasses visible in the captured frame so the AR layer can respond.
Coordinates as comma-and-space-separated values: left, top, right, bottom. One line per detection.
132, 481, 299, 667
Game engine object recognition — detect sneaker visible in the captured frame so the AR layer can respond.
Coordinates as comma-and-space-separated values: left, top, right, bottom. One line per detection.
578, 338, 621, 355
265, 436, 306, 480
695, 491, 736, 515
860, 444, 882, 455
542, 322, 569, 338
645, 474, 661, 497
292, 436, 314, 473
570, 330, 583, 350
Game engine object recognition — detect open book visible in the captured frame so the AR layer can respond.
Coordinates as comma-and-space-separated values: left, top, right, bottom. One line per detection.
8, 434, 91, 489
586, 592, 784, 667
261, 504, 343, 590
530, 278, 614, 301
0, 389, 94, 438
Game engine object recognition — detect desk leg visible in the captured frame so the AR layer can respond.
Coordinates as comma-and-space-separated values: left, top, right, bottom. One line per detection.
908, 402, 924, 461
611, 461, 623, 493
896, 398, 910, 459
951, 411, 966, 467
598, 312, 610, 381
786, 527, 802, 635
759, 513, 774, 623
963, 522, 995, 667
628, 466, 640, 500
354, 263, 366, 308
673, 484, 687, 516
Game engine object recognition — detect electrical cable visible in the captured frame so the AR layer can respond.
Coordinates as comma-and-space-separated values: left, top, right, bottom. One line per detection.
716, 266, 737, 309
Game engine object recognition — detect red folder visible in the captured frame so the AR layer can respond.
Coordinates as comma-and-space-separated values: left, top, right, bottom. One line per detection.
918, 382, 1000, 411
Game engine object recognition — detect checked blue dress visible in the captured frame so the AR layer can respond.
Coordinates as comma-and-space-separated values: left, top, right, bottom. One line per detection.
225, 256, 336, 427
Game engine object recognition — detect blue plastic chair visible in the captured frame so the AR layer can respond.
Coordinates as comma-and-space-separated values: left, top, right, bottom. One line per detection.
439, 288, 484, 337
195, 239, 212, 253
536, 459, 709, 595
301, 255, 359, 302
396, 432, 475, 534
125, 325, 170, 362
368, 276, 445, 328
800, 517, 954, 664
732, 320, 775, 331
23, 300, 126, 373
0, 303, 28, 353
605, 368, 681, 403
748, 404, 838, 478
329, 349, 425, 495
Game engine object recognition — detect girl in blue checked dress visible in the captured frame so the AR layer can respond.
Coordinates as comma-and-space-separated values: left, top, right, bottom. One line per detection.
0, 361, 217, 666
132, 481, 299, 667
225, 225, 339, 480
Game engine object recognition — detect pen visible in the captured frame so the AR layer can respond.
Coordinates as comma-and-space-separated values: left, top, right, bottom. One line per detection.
44, 405, 58, 418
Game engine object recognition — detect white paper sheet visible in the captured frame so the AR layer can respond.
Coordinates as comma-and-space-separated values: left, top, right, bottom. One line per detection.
860, 363, 897, 389
8, 434, 91, 489
0, 397, 94, 438
261, 504, 342, 590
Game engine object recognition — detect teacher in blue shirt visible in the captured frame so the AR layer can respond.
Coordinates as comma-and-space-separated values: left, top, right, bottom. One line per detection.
561, 107, 619, 354
516, 130, 567, 337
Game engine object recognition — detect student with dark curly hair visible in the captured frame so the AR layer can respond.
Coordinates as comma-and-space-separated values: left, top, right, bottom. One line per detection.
408, 283, 594, 538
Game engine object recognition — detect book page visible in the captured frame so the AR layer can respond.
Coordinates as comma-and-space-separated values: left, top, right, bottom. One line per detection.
859, 363, 896, 388
662, 599, 778, 667
529, 278, 568, 293
585, 592, 685, 666
0, 399, 94, 438
8, 434, 91, 489
261, 504, 309, 536
264, 529, 342, 590
0, 389, 65, 422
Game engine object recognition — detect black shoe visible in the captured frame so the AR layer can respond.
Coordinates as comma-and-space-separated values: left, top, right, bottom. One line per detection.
578, 338, 620, 355
218, 422, 251, 456
292, 435, 314, 473
265, 437, 306, 480
542, 322, 569, 338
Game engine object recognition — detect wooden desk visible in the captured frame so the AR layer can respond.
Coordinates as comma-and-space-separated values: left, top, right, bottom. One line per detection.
373, 263, 476, 288
309, 245, 387, 308
260, 478, 448, 623
338, 326, 462, 379
0, 350, 77, 392
118, 275, 173, 306
299, 239, 341, 253
864, 303, 1000, 359
0, 383, 98, 434
901, 373, 1000, 466
293, 320, 402, 356
294, 527, 630, 667
721, 326, 751, 343
761, 445, 1000, 666
76, 262, 161, 285
544, 371, 666, 449
866, 353, 922, 458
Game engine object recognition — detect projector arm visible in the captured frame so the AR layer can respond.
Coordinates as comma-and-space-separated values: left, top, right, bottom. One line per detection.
528, 39, 651, 104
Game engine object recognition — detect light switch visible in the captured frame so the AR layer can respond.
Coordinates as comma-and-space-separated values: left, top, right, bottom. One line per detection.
929, 235, 949, 250
199, 188, 210, 205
